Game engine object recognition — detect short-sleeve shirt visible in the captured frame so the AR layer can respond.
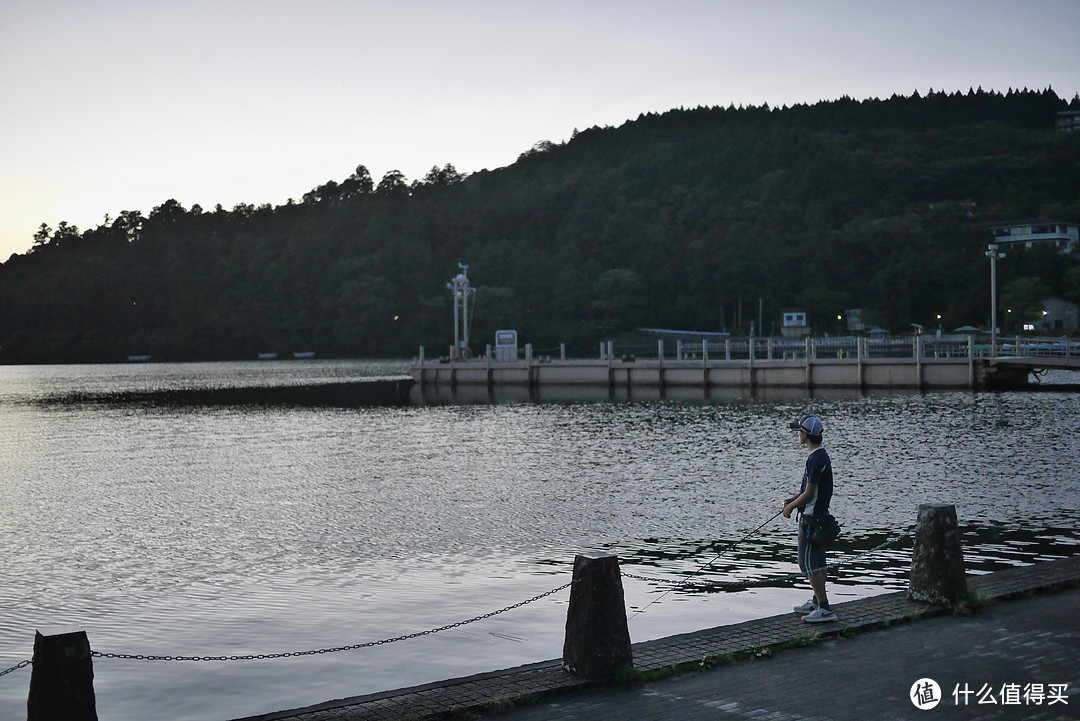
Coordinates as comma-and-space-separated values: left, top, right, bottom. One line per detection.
799, 446, 832, 517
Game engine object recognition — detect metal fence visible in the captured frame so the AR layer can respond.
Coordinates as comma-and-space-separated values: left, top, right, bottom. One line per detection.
609, 335, 1080, 364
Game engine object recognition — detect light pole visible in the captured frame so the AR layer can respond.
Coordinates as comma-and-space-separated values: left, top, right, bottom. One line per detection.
446, 263, 473, 361
985, 244, 1006, 358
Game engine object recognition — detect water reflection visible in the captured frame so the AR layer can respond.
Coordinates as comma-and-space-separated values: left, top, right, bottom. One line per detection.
0, 362, 1077, 721
607, 523, 1080, 600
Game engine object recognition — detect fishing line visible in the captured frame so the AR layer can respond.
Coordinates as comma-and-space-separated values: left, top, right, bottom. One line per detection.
628, 508, 785, 620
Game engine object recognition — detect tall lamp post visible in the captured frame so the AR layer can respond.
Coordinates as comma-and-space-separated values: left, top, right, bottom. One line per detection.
447, 263, 473, 361
985, 244, 1006, 358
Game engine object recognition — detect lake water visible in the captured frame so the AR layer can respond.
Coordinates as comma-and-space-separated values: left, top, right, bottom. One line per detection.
1, 361, 1078, 720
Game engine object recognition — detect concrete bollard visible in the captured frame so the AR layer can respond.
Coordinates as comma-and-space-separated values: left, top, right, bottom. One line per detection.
909, 503, 968, 604
27, 627, 98, 721
562, 553, 633, 678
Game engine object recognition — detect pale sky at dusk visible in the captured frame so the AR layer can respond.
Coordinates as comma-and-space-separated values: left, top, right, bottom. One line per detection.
2, 0, 1078, 260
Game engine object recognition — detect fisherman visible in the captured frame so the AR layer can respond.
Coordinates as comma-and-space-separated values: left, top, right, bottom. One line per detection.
782, 415, 837, 623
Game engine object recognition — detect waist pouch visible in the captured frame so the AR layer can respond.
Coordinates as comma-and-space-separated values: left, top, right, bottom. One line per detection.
802, 513, 841, 546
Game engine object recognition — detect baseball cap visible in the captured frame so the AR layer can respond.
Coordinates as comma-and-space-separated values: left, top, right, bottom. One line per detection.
789, 416, 824, 435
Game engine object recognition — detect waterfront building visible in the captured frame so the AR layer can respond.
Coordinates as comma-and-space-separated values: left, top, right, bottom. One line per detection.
985, 219, 1079, 255
781, 308, 809, 338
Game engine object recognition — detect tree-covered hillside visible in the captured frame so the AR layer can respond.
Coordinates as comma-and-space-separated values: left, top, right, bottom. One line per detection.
2, 88, 1079, 363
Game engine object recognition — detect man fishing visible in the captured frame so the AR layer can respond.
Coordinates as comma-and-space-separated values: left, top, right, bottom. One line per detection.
782, 415, 837, 623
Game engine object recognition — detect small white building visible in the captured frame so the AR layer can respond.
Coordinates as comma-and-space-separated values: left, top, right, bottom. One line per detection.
781, 308, 809, 338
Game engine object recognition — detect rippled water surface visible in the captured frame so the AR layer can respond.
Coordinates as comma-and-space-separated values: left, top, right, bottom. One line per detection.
1, 361, 1078, 720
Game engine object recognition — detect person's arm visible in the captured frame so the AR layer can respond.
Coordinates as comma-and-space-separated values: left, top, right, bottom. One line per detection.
782, 483, 817, 518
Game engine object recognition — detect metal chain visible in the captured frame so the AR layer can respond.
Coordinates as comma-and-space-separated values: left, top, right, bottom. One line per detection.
91, 581, 572, 663
10, 530, 917, 670
0, 659, 32, 678
624, 527, 915, 592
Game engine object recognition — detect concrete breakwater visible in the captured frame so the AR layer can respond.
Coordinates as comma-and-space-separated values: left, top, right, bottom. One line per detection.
412, 337, 1032, 391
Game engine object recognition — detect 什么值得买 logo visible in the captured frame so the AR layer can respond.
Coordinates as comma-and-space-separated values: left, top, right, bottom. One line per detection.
911, 678, 941, 710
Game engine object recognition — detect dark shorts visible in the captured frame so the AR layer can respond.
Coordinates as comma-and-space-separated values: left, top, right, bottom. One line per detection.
798, 517, 827, 574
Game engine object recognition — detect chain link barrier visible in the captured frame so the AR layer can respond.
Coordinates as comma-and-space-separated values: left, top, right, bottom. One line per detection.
623, 527, 915, 593
5, 516, 1071, 681
0, 525, 916, 674
0, 659, 32, 677
5, 517, 1058, 679
89, 581, 571, 664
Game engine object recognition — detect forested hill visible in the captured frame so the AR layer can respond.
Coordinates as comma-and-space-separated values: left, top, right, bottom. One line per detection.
3, 88, 1079, 363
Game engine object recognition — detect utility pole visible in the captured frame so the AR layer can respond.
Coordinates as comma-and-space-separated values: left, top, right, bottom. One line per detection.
985, 244, 1006, 359
447, 263, 474, 361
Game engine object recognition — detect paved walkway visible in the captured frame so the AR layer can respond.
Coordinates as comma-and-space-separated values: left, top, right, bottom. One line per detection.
473, 583, 1080, 720
236, 557, 1080, 721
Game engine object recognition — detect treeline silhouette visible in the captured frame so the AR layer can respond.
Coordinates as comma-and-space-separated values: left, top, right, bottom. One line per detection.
2, 87, 1079, 363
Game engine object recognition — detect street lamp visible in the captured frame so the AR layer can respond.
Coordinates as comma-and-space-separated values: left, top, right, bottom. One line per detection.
985, 244, 1006, 358
446, 263, 473, 361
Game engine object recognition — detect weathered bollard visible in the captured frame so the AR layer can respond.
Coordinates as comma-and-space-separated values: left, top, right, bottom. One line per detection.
562, 553, 633, 678
909, 503, 968, 604
27, 627, 98, 721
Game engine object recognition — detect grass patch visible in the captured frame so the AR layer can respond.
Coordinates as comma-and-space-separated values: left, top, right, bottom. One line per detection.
473, 692, 540, 715
949, 590, 996, 615
613, 666, 649, 684
482, 695, 516, 713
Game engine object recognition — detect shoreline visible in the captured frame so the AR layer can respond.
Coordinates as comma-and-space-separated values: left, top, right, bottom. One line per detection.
234, 556, 1080, 721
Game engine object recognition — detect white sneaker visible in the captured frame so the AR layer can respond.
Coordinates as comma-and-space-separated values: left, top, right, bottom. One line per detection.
803, 607, 838, 624
793, 598, 818, 615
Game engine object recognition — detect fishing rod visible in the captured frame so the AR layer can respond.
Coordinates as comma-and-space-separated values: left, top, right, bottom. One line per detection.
629, 507, 786, 620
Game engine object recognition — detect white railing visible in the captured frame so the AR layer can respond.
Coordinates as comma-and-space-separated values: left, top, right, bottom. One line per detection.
993, 336, 1079, 360
619, 336, 1080, 364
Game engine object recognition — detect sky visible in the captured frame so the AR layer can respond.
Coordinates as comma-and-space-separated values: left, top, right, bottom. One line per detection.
2, 0, 1079, 260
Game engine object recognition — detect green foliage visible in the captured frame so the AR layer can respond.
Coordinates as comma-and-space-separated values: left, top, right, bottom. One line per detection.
1065, 267, 1080, 303
1002, 277, 1053, 324
2, 88, 1079, 362
592, 269, 645, 331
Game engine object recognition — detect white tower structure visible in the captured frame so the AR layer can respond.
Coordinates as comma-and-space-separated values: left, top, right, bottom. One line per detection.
447, 263, 474, 361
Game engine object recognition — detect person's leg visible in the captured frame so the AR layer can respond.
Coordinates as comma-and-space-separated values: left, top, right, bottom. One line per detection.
807, 538, 830, 608
797, 527, 818, 605
808, 568, 829, 609
803, 563, 836, 622
794, 525, 826, 616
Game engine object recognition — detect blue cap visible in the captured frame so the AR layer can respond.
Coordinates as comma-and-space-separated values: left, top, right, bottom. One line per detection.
789, 416, 824, 435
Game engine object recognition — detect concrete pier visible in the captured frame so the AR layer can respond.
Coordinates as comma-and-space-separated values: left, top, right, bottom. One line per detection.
414, 353, 999, 391
413, 335, 1080, 392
